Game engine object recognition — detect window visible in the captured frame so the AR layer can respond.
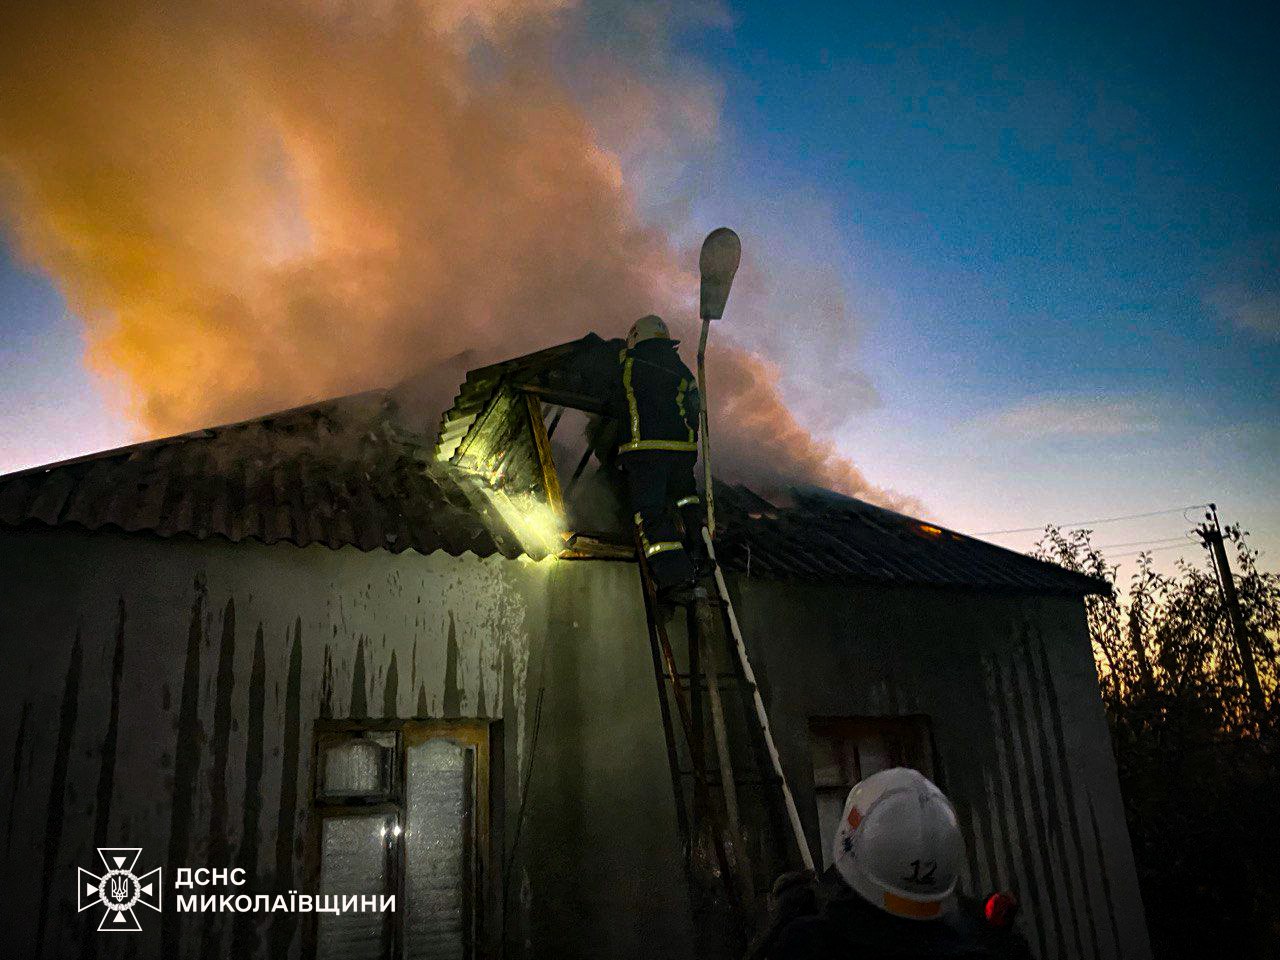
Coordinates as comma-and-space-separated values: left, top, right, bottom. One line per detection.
808, 715, 935, 868
312, 721, 491, 960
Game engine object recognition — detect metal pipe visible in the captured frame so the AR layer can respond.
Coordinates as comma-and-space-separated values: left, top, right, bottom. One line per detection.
635, 530, 744, 931
544, 404, 565, 439
686, 603, 707, 831
700, 623, 742, 845
703, 657, 740, 842
702, 526, 816, 872
697, 318, 714, 537
698, 618, 754, 904
564, 446, 593, 498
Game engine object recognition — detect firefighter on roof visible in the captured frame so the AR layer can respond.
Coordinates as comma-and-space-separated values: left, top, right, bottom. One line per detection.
607, 314, 707, 596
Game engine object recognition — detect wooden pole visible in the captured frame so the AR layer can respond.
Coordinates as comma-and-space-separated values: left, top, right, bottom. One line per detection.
1199, 505, 1267, 720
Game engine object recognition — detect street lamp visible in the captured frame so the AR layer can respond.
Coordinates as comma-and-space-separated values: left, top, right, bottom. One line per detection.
699, 227, 741, 320
696, 227, 741, 536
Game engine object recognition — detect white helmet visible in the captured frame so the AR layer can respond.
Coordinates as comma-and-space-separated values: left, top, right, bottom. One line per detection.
626, 314, 670, 348
832, 767, 964, 921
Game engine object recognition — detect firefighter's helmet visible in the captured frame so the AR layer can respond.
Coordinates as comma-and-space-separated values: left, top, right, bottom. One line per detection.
832, 767, 964, 921
627, 314, 670, 348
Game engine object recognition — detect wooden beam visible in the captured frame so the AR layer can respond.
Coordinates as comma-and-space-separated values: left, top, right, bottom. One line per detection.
514, 382, 607, 415
524, 392, 565, 515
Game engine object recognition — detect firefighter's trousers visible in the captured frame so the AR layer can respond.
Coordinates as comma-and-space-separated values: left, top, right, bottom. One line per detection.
620, 450, 706, 590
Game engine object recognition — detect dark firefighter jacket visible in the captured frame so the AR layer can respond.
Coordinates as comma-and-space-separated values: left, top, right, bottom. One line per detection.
566, 333, 700, 456
758, 870, 1032, 960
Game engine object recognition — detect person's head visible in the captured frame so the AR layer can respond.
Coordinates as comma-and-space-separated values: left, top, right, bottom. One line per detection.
832, 767, 965, 921
626, 314, 670, 348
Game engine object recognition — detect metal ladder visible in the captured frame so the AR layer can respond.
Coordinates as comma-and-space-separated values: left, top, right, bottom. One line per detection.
633, 526, 815, 948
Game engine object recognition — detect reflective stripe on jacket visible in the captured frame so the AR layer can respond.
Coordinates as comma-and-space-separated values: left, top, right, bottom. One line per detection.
616, 339, 700, 455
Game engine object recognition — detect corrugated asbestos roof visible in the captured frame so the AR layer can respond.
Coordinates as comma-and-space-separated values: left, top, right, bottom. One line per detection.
435, 339, 591, 463
431, 336, 1104, 595
0, 392, 523, 560
711, 485, 1105, 595
0, 353, 1104, 595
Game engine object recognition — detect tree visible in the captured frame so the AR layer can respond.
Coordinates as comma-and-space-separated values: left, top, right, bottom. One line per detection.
1034, 523, 1279, 958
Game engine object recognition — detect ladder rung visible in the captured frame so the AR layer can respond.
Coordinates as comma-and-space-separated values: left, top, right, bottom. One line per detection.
664, 600, 725, 612
673, 685, 756, 704
672, 671, 741, 683
671, 675, 760, 696
676, 769, 782, 787
662, 670, 760, 698
639, 545, 811, 879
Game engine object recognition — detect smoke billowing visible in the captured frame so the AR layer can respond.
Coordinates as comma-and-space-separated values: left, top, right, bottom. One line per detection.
0, 0, 909, 508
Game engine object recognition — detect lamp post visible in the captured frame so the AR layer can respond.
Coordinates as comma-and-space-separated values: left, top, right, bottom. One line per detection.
696, 227, 741, 537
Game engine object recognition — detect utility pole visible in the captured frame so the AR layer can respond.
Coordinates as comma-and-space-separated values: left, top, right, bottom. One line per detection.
1197, 504, 1267, 721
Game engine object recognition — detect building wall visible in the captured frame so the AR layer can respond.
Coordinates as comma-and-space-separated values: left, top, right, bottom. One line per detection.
0, 525, 694, 960
0, 524, 1151, 960
730, 576, 1152, 960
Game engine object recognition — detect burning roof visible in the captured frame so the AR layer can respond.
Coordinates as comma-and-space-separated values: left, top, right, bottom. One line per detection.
0, 344, 1105, 595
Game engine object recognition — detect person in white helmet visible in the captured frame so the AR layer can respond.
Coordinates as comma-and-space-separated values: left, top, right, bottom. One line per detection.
757, 768, 1032, 959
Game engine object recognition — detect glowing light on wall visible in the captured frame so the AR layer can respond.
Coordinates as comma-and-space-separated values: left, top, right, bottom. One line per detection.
481, 486, 565, 559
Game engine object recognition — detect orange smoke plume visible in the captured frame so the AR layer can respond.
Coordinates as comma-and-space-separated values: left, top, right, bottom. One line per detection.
0, 0, 909, 508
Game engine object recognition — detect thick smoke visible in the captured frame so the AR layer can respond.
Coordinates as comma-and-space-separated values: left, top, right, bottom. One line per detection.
0, 0, 909, 508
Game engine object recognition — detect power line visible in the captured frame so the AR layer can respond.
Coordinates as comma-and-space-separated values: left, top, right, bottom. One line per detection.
1093, 535, 1193, 550
976, 504, 1209, 536
1108, 542, 1205, 558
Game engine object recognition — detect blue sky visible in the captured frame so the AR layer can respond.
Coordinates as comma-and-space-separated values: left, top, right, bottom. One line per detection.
1, 0, 1276, 574
0, 244, 126, 470
673, 0, 1279, 570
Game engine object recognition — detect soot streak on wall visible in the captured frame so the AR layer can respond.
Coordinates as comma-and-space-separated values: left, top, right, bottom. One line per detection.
0, 520, 1148, 960
0, 524, 692, 960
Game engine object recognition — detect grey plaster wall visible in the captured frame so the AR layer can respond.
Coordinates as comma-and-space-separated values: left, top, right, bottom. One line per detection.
0, 525, 693, 960
730, 575, 1152, 960
0, 522, 1152, 960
